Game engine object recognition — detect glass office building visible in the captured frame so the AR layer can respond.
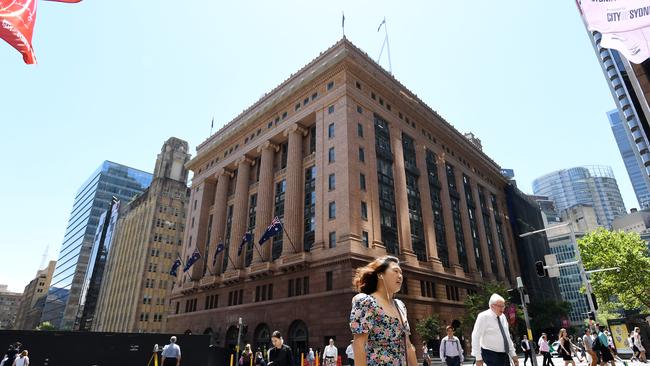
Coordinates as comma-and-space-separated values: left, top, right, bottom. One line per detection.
532, 166, 626, 228
41, 161, 151, 329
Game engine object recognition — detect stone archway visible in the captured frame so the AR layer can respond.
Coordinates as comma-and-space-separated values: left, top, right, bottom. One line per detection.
225, 325, 239, 354
288, 320, 309, 364
254, 323, 271, 353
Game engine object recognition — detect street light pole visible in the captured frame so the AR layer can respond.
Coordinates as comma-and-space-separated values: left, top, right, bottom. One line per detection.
568, 223, 597, 317
516, 276, 538, 366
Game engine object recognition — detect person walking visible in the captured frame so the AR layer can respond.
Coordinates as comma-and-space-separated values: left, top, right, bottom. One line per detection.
538, 334, 554, 366
583, 328, 596, 366
422, 341, 431, 366
558, 329, 576, 366
345, 340, 354, 366
161, 336, 181, 366
521, 335, 533, 366
471, 293, 519, 366
241, 344, 253, 366
632, 327, 646, 363
324, 339, 337, 366
268, 331, 293, 366
440, 326, 464, 366
255, 351, 267, 366
307, 348, 315, 366
10, 351, 28, 366
349, 255, 417, 366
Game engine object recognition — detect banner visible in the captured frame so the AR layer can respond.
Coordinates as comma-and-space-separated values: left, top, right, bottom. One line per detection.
607, 319, 633, 354
0, 0, 37, 63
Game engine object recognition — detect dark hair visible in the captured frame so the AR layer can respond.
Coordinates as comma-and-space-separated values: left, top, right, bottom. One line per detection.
271, 330, 282, 339
352, 256, 399, 294
446, 326, 454, 331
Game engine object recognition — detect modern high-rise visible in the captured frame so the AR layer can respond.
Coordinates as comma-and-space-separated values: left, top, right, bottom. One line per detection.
14, 260, 56, 330
608, 109, 650, 209
41, 161, 152, 330
589, 32, 650, 192
532, 166, 626, 228
93, 138, 190, 333
167, 38, 520, 356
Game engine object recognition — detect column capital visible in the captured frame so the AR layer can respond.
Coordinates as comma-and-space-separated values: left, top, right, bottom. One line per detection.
257, 141, 280, 153
215, 168, 234, 179
236, 156, 255, 167
284, 123, 307, 137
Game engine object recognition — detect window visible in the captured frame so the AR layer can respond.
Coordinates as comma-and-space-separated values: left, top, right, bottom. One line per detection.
329, 201, 336, 219
371, 92, 376, 100
328, 105, 335, 114
327, 81, 334, 90
357, 106, 363, 114
295, 103, 300, 111
359, 147, 365, 162
282, 111, 288, 120
328, 123, 335, 138
357, 123, 363, 137
362, 231, 369, 247
360, 174, 366, 191
361, 201, 368, 220
328, 147, 335, 163
326, 271, 333, 291
356, 81, 362, 89
329, 231, 336, 248
328, 174, 336, 191
311, 92, 318, 101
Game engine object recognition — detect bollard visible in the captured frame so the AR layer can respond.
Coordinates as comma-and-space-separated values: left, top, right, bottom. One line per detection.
230, 354, 234, 366
316, 352, 320, 366
337, 355, 342, 366
251, 354, 254, 366
301, 353, 305, 366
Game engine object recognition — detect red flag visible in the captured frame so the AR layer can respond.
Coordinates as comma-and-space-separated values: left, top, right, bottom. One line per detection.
44, 0, 81, 2
0, 0, 38, 64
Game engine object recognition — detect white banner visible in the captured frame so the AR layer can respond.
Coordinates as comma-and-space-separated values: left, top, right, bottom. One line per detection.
580, 0, 650, 33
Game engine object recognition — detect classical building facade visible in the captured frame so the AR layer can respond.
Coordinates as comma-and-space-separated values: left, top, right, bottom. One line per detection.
14, 260, 56, 330
0, 285, 22, 330
167, 39, 519, 356
92, 138, 191, 333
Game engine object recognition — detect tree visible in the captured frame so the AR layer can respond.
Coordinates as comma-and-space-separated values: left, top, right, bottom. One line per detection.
578, 228, 650, 311
528, 300, 572, 331
415, 314, 443, 343
36, 321, 55, 331
462, 281, 511, 333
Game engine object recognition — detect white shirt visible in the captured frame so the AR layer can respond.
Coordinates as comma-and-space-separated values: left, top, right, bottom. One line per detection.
471, 309, 516, 360
13, 356, 29, 366
440, 336, 464, 362
162, 343, 181, 358
324, 345, 338, 358
345, 344, 354, 360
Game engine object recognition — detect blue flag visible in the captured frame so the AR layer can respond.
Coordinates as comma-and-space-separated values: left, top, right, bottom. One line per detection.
183, 248, 201, 272
169, 258, 182, 276
238, 232, 252, 256
212, 242, 225, 267
258, 216, 283, 246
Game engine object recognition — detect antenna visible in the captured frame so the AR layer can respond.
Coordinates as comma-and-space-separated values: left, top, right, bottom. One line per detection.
40, 244, 49, 270
377, 17, 393, 74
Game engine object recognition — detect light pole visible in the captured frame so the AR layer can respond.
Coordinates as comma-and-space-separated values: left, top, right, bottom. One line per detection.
516, 276, 538, 366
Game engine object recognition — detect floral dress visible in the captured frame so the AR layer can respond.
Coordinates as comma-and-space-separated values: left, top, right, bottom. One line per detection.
349, 293, 410, 366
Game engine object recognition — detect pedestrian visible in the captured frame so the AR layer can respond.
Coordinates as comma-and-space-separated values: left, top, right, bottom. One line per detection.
324, 339, 337, 366
241, 344, 253, 366
255, 351, 267, 366
595, 326, 615, 366
307, 348, 315, 366
161, 336, 181, 366
538, 334, 555, 366
558, 328, 576, 366
422, 341, 431, 366
583, 328, 596, 366
2, 345, 17, 366
346, 340, 354, 366
349, 255, 417, 366
632, 327, 646, 363
440, 326, 464, 366
10, 351, 28, 366
268, 331, 293, 366
471, 293, 519, 366
521, 335, 533, 366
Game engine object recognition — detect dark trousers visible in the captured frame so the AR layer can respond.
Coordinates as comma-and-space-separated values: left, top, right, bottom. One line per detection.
163, 357, 178, 366
349, 360, 354, 366
523, 350, 532, 365
541, 351, 554, 366
481, 348, 509, 366
445, 356, 461, 366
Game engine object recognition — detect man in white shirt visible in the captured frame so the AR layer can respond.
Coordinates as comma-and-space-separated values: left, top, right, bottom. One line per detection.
161, 336, 181, 366
440, 326, 464, 366
324, 339, 338, 366
345, 340, 354, 366
520, 335, 532, 366
471, 293, 519, 366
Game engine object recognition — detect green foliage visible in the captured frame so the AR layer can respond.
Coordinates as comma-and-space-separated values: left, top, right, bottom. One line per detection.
578, 228, 650, 311
415, 314, 443, 342
462, 281, 511, 333
528, 300, 572, 330
36, 321, 55, 331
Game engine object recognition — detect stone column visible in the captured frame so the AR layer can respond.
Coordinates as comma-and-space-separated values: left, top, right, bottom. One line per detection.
457, 173, 478, 275
390, 132, 416, 264
282, 124, 306, 255
228, 157, 253, 269
415, 147, 439, 263
254, 142, 279, 263
489, 193, 507, 281
208, 169, 232, 274
437, 157, 460, 271
472, 183, 493, 279
189, 178, 216, 280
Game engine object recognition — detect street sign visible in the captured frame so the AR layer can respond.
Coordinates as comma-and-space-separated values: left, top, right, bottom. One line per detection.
544, 254, 560, 277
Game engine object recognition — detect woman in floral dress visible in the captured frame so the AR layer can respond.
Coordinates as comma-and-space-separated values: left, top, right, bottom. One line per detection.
349, 255, 417, 366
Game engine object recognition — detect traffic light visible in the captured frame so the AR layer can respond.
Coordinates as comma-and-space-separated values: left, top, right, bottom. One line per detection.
591, 293, 599, 310
535, 261, 546, 277
588, 311, 596, 321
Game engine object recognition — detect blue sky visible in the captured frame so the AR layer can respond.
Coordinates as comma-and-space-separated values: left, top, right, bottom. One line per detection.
0, 1, 633, 292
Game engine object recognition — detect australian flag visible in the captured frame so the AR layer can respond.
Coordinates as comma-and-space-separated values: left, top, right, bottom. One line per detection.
258, 216, 283, 246
169, 258, 182, 276
212, 242, 225, 267
238, 232, 252, 256
183, 248, 201, 272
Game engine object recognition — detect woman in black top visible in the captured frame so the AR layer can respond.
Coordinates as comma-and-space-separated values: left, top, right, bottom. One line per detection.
558, 329, 576, 366
268, 331, 293, 366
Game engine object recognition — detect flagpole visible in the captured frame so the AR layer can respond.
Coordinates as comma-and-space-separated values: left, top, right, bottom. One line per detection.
279, 218, 299, 254
210, 117, 214, 136
341, 11, 345, 38
226, 252, 240, 271
252, 240, 265, 263
384, 18, 392, 74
